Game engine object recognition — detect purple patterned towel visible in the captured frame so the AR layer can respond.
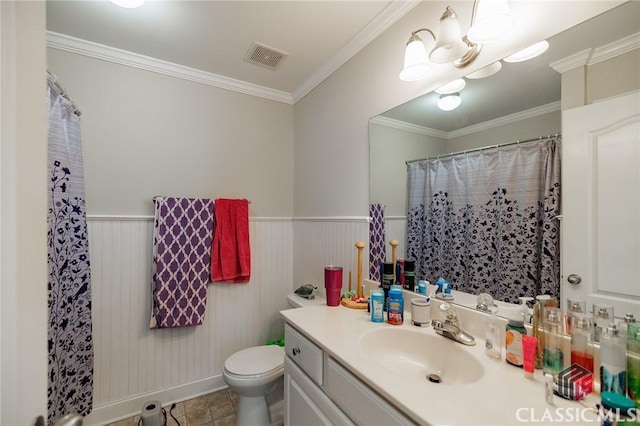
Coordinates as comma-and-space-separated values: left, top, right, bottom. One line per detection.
150, 197, 215, 329
369, 203, 385, 282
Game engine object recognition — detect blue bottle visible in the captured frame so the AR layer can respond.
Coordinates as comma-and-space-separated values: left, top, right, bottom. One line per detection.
370, 289, 384, 323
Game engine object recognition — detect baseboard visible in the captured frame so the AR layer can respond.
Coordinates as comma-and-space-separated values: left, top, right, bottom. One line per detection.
84, 375, 228, 425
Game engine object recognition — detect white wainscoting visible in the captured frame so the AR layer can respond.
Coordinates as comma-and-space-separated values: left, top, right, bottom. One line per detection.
292, 218, 370, 297
85, 216, 293, 425
84, 216, 372, 425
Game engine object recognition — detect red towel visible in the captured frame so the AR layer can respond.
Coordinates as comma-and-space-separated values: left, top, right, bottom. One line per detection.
211, 199, 251, 283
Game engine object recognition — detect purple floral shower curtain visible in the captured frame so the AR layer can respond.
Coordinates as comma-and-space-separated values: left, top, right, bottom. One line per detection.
406, 138, 561, 303
47, 78, 93, 422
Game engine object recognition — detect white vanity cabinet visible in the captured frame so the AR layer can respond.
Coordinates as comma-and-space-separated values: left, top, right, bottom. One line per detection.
284, 323, 414, 425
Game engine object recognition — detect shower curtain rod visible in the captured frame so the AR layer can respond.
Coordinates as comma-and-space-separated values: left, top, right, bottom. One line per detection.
405, 133, 560, 165
47, 70, 81, 116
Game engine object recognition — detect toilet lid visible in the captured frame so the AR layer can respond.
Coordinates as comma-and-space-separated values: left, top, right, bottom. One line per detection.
225, 345, 284, 376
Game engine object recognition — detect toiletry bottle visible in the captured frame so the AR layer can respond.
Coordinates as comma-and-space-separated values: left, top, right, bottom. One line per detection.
381, 262, 394, 309
600, 323, 627, 395
533, 295, 558, 369
627, 323, 640, 403
570, 312, 594, 373
543, 307, 564, 376
403, 260, 415, 291
505, 302, 528, 367
565, 298, 586, 334
370, 289, 384, 323
387, 286, 404, 325
485, 305, 502, 360
519, 296, 534, 324
619, 313, 636, 342
593, 304, 614, 342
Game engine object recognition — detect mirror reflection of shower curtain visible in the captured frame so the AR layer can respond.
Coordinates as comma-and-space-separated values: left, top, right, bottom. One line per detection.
47, 80, 93, 422
406, 137, 561, 304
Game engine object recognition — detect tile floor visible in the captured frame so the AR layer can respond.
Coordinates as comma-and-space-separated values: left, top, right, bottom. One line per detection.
107, 388, 238, 426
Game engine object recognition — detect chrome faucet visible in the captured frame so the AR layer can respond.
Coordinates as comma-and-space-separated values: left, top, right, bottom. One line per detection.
431, 303, 476, 346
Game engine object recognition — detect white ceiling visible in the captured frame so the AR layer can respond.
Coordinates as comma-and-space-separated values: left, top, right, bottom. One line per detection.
46, 1, 638, 128
46, 0, 416, 102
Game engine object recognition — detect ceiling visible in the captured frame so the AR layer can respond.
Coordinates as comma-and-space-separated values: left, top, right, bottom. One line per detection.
46, 1, 638, 118
46, 0, 415, 102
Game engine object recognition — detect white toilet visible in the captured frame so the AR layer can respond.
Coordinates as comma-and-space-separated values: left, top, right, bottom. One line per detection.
223, 293, 325, 426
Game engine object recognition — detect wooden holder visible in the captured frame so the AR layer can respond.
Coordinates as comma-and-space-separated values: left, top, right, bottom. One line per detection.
389, 239, 399, 282
355, 241, 365, 298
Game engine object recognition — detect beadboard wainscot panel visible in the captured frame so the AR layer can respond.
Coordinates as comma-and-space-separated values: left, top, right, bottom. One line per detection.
85, 216, 293, 425
292, 217, 369, 296
385, 216, 407, 260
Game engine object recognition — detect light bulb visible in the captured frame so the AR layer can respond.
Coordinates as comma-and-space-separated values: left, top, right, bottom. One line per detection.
437, 93, 462, 111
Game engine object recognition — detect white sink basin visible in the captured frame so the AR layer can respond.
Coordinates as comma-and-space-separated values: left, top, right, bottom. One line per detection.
359, 327, 485, 385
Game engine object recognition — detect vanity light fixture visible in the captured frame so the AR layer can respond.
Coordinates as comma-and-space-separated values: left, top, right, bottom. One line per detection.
399, 1, 513, 81
467, 0, 514, 43
503, 40, 550, 62
110, 0, 145, 8
437, 93, 462, 111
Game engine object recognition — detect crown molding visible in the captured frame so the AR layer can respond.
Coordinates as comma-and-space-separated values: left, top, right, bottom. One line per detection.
448, 101, 561, 139
370, 116, 448, 139
589, 32, 640, 65
46, 31, 294, 105
550, 32, 640, 74
46, 1, 419, 106
291, 0, 421, 103
549, 49, 592, 74
372, 101, 561, 140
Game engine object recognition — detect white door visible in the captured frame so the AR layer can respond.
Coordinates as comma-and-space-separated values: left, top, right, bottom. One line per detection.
562, 91, 640, 319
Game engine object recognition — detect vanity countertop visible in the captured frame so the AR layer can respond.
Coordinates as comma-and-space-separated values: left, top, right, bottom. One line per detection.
280, 304, 601, 425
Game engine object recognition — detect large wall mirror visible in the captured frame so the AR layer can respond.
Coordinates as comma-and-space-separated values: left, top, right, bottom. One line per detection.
369, 2, 639, 316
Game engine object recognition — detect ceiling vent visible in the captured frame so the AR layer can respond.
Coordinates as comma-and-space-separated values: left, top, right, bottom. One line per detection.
244, 42, 288, 70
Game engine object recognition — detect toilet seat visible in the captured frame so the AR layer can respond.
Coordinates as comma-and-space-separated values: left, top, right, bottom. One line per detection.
224, 345, 284, 378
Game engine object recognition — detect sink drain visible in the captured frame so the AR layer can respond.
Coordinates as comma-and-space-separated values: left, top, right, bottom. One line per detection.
427, 373, 442, 383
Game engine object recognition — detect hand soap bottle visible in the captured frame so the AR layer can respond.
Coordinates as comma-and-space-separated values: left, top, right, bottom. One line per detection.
505, 301, 528, 367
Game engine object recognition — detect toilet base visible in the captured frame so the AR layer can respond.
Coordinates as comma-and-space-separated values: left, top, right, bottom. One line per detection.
236, 395, 270, 426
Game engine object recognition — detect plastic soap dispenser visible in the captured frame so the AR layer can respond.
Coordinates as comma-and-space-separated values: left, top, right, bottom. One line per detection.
505, 300, 528, 367
485, 305, 502, 360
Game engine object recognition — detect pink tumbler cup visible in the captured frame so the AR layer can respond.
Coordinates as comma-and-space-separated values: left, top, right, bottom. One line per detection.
324, 266, 343, 307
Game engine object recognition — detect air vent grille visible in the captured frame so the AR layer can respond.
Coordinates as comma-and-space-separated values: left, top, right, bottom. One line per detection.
244, 42, 288, 70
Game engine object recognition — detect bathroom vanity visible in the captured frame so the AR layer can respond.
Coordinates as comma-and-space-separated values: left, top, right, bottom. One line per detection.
281, 302, 601, 425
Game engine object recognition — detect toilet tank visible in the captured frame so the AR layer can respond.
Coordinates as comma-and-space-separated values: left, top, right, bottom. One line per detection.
286, 293, 325, 308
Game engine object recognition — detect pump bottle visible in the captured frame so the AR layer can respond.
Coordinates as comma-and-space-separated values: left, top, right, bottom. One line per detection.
600, 323, 627, 395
